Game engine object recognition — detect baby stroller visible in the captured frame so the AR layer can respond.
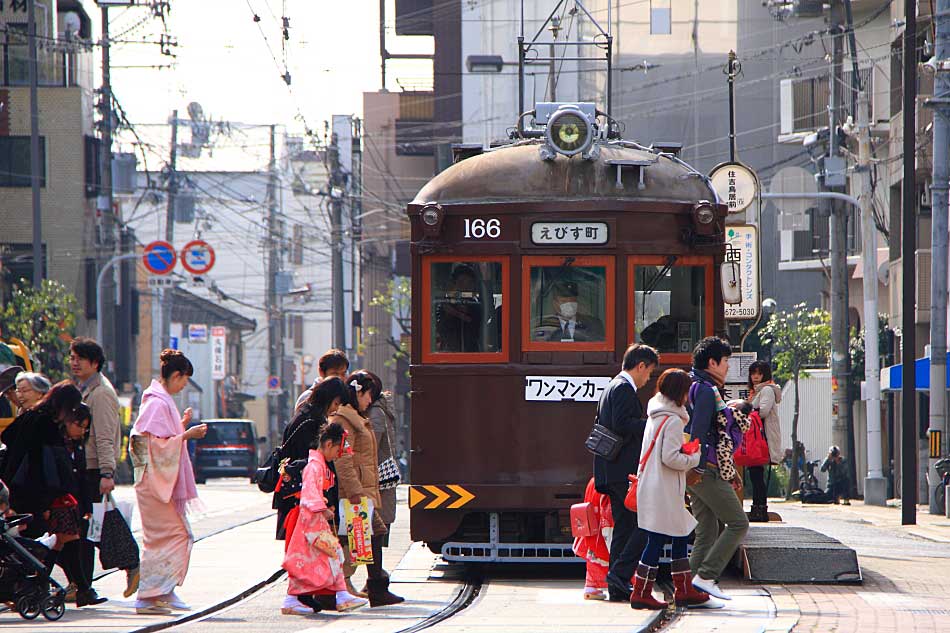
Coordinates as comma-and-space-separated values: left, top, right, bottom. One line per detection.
0, 513, 66, 620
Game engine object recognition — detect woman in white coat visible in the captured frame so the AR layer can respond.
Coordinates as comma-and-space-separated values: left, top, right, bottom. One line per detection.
747, 361, 783, 522
630, 369, 721, 610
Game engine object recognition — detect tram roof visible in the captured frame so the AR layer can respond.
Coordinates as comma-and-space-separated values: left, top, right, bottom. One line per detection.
410, 141, 717, 207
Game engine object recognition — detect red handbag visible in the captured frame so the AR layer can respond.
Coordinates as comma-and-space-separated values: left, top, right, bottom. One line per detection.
734, 410, 770, 467
624, 416, 670, 512
570, 502, 598, 538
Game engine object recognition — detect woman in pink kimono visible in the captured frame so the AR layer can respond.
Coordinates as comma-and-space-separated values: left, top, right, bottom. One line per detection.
282, 422, 365, 615
130, 349, 207, 615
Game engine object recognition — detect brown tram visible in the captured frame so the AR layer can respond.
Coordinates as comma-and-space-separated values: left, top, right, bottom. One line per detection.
406, 104, 728, 563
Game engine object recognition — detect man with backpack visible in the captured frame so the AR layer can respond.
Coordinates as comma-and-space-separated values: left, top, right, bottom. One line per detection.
592, 344, 658, 601
684, 337, 749, 602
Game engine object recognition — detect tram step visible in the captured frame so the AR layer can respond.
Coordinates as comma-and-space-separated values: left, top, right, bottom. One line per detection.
733, 525, 862, 584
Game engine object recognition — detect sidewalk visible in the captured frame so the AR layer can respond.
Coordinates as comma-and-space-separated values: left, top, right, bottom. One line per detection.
1, 509, 283, 630
770, 498, 950, 543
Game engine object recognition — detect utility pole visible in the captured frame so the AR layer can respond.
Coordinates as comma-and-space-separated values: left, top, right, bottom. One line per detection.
351, 118, 363, 366
99, 5, 117, 355
827, 0, 852, 465
329, 131, 346, 350
901, 0, 918, 526
28, 0, 42, 288
857, 76, 887, 505
266, 125, 284, 444
927, 0, 950, 515
159, 110, 179, 354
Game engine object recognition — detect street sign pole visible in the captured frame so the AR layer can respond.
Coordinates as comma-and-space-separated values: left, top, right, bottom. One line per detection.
96, 253, 138, 346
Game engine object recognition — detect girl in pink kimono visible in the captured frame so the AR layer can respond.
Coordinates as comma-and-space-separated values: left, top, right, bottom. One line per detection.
130, 350, 208, 615
282, 422, 365, 615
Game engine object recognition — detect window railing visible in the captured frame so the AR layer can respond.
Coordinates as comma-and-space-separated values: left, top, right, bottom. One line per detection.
1, 41, 93, 88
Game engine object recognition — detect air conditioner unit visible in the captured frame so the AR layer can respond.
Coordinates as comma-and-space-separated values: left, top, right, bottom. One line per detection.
921, 181, 933, 208
917, 249, 932, 323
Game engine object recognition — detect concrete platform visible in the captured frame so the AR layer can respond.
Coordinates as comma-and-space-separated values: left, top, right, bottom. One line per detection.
733, 525, 862, 584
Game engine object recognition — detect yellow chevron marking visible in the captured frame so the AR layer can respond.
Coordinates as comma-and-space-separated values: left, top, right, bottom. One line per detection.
446, 485, 475, 509
423, 485, 450, 509
408, 486, 426, 508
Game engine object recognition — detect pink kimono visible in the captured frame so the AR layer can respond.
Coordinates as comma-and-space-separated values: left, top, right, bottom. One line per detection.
282, 449, 346, 596
130, 380, 201, 600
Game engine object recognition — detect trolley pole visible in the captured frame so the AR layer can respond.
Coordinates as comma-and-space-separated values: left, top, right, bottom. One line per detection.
266, 125, 284, 445
927, 0, 950, 514
329, 132, 346, 350
99, 5, 117, 357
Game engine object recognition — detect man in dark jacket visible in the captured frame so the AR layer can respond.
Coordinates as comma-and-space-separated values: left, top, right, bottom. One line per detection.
684, 336, 748, 602
593, 343, 658, 601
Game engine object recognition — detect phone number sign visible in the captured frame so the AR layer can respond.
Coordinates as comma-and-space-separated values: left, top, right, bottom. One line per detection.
724, 225, 759, 320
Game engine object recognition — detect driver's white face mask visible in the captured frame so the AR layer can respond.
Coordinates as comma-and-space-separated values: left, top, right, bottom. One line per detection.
558, 301, 578, 319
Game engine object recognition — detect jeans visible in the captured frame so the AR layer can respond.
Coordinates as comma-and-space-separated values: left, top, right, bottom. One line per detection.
687, 468, 749, 580
605, 482, 647, 586
747, 465, 767, 506
639, 531, 689, 567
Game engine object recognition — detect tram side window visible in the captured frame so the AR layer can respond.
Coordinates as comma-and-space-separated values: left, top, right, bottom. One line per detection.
430, 261, 504, 354
528, 264, 607, 343
633, 265, 706, 354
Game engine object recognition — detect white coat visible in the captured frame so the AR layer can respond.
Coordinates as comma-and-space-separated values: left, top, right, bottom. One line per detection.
751, 383, 783, 464
635, 394, 701, 537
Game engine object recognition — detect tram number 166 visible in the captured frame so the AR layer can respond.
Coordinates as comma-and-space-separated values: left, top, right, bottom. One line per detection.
463, 218, 501, 239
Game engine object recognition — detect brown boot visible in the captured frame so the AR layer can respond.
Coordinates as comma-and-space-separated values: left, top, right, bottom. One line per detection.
366, 578, 405, 607
671, 558, 712, 607
629, 563, 667, 610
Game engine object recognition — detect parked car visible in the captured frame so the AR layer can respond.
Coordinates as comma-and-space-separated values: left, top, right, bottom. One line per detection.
192, 419, 263, 484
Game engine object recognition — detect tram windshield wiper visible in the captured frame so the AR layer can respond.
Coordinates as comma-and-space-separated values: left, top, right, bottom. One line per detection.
642, 256, 677, 296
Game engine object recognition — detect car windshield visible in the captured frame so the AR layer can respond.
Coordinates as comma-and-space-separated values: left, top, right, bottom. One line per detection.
200, 423, 253, 445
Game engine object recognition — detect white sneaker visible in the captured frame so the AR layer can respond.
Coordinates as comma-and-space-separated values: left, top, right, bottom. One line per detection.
689, 595, 726, 609
691, 576, 731, 600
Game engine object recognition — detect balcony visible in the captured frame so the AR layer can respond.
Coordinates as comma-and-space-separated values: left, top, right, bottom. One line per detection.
395, 91, 435, 156
1, 32, 93, 88
780, 67, 874, 138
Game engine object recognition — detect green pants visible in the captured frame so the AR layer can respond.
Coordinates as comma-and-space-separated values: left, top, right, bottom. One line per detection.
687, 468, 749, 580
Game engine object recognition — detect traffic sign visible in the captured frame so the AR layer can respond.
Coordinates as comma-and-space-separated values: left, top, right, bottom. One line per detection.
143, 240, 176, 275
709, 161, 758, 213
181, 240, 216, 276
267, 375, 280, 392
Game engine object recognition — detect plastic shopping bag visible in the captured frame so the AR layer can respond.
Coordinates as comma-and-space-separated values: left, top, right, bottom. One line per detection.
338, 497, 374, 566
88, 494, 134, 543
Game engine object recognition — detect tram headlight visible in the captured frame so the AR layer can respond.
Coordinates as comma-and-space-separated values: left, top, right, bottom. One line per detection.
420, 203, 444, 238
544, 106, 594, 158
691, 201, 720, 236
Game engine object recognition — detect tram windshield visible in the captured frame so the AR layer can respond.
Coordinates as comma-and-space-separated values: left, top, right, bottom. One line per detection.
633, 263, 707, 354
528, 262, 607, 344
430, 261, 504, 354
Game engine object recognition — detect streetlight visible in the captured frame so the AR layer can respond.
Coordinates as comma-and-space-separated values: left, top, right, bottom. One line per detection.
466, 55, 505, 74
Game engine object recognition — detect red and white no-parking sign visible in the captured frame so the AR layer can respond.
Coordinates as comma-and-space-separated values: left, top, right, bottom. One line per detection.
180, 240, 216, 276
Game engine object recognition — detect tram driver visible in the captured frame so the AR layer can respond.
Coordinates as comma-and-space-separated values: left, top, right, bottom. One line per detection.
534, 281, 605, 343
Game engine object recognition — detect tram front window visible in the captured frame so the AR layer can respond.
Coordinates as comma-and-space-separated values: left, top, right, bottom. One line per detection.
529, 264, 607, 343
633, 264, 707, 354
430, 261, 504, 354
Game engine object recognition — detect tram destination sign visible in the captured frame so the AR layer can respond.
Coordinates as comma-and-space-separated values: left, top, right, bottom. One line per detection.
531, 221, 608, 245
525, 375, 612, 402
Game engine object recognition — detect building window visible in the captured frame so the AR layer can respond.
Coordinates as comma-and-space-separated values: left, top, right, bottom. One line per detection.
84, 135, 101, 198
0, 243, 46, 304
422, 256, 509, 363
629, 256, 713, 358
0, 136, 46, 187
650, 0, 671, 35
291, 224, 304, 265
522, 255, 615, 353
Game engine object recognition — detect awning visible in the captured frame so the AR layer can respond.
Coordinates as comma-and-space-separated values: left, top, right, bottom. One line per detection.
880, 353, 950, 391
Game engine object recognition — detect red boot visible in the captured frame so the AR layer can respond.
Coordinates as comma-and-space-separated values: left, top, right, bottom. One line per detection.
629, 563, 668, 610
671, 558, 711, 607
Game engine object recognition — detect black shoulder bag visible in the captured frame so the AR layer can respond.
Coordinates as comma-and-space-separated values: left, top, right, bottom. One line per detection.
585, 415, 623, 461
255, 418, 309, 493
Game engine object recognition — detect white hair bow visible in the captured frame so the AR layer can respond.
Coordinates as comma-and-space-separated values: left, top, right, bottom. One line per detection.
349, 380, 363, 392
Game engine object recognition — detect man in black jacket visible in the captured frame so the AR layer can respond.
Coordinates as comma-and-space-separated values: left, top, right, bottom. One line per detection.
593, 344, 659, 601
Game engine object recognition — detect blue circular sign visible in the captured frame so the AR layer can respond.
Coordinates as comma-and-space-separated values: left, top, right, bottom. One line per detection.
267, 375, 280, 390
143, 241, 177, 275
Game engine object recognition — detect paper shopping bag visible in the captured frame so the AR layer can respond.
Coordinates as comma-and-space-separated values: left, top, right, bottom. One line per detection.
339, 498, 374, 566
87, 495, 108, 543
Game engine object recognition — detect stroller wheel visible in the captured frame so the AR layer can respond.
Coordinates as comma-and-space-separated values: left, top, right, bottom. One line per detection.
15, 595, 40, 620
41, 595, 65, 621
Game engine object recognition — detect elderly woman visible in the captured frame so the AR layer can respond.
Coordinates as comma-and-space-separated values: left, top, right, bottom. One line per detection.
14, 372, 52, 410
130, 349, 207, 615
